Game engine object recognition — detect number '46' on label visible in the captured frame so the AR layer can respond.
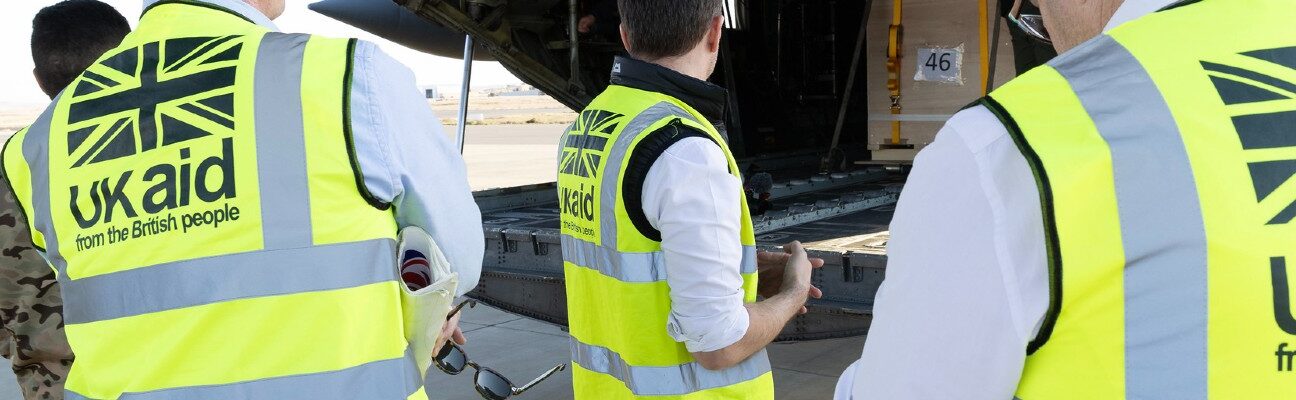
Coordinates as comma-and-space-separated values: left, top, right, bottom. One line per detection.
914, 45, 964, 84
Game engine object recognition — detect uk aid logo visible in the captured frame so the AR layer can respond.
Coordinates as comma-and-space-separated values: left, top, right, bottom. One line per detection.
63, 36, 246, 251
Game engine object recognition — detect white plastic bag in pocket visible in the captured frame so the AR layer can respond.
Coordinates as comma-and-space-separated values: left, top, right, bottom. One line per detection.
397, 226, 459, 379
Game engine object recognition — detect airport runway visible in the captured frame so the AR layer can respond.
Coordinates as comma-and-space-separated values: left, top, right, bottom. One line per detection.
455, 123, 565, 191
0, 123, 866, 399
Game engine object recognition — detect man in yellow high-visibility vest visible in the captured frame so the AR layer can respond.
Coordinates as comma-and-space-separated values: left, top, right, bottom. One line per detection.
1, 0, 483, 398
556, 0, 826, 398
838, 0, 1296, 398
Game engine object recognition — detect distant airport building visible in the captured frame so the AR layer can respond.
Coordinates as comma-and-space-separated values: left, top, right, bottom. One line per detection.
491, 84, 541, 97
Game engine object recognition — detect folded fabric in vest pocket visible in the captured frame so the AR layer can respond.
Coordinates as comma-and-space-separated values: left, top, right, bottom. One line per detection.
397, 226, 459, 380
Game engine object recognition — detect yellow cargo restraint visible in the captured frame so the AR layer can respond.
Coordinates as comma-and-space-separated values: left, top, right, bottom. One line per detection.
977, 0, 1296, 398
556, 66, 774, 399
2, 1, 424, 398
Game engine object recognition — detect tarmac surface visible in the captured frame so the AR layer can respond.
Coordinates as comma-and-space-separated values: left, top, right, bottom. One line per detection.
0, 122, 869, 399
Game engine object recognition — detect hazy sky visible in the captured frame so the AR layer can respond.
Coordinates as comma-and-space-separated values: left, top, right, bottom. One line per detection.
0, 0, 522, 107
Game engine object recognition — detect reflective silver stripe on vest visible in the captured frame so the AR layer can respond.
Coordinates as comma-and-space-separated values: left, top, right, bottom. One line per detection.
65, 347, 420, 399
570, 338, 770, 396
17, 96, 69, 277
254, 33, 313, 249
62, 238, 396, 324
561, 235, 756, 282
740, 244, 756, 275
598, 101, 698, 248
561, 235, 664, 282
1050, 35, 1208, 398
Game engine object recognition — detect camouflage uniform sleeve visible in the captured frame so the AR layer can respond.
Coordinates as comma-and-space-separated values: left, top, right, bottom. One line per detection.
0, 180, 73, 400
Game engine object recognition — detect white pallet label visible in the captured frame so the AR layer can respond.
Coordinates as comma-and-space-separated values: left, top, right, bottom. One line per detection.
914, 45, 965, 84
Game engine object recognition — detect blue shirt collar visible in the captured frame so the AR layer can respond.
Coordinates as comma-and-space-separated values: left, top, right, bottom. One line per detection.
142, 0, 279, 31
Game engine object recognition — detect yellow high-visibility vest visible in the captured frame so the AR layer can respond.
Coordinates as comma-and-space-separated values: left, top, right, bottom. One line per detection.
2, 1, 423, 398
557, 79, 774, 398
980, 0, 1296, 398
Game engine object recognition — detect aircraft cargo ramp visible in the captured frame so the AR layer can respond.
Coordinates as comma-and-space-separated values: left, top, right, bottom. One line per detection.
470, 157, 905, 342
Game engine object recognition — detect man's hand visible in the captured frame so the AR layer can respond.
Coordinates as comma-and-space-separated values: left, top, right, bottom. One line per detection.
578, 15, 596, 33
693, 242, 824, 370
775, 241, 823, 314
756, 244, 824, 300
432, 312, 468, 356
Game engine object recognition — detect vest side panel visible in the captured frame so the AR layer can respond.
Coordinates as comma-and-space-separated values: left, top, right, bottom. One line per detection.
993, 67, 1127, 400
2, 130, 41, 250
300, 37, 398, 245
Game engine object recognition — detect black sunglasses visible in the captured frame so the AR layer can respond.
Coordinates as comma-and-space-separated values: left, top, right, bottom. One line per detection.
435, 301, 567, 399
1008, 0, 1051, 44
446, 299, 476, 321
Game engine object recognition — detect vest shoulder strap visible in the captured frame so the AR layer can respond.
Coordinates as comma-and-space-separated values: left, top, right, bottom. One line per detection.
620, 119, 720, 242
330, 38, 391, 211
0, 128, 39, 252
972, 95, 1064, 355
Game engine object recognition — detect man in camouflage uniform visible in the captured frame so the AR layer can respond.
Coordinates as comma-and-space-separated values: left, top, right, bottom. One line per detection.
1, 1, 129, 398
0, 191, 71, 400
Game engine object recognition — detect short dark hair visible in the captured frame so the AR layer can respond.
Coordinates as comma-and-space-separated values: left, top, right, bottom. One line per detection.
31, 0, 131, 98
617, 0, 723, 59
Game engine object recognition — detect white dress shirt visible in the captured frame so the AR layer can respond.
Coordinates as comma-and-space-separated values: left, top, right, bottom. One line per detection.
145, 0, 485, 296
642, 137, 750, 353
835, 1, 1177, 398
